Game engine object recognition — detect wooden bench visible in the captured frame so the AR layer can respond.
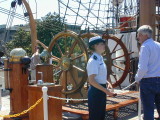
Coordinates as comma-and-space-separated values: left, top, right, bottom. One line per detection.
62, 91, 139, 120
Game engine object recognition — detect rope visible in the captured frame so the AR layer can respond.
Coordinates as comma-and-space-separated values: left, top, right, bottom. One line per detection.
3, 4, 17, 43
0, 97, 42, 118
49, 96, 88, 102
80, 0, 97, 28
0, 7, 28, 21
57, 0, 138, 30
74, 0, 81, 28
58, 0, 61, 23
84, 0, 92, 29
96, 0, 101, 28
122, 81, 137, 90
58, 0, 96, 28
63, 0, 70, 24
22, 3, 29, 24
75, 0, 106, 25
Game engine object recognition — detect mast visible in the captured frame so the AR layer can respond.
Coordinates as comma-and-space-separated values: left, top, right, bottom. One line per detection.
139, 0, 155, 38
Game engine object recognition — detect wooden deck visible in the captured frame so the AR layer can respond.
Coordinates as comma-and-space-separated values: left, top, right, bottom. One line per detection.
62, 91, 139, 120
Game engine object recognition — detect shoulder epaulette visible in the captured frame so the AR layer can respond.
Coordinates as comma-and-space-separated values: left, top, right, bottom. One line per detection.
93, 55, 97, 60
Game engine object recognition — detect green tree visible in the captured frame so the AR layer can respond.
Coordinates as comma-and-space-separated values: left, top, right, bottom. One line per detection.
37, 12, 64, 47
6, 12, 64, 57
6, 28, 32, 56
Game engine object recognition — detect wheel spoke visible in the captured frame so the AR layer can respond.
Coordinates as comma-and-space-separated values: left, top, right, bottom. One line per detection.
111, 72, 118, 83
113, 64, 125, 71
55, 42, 63, 56
62, 71, 68, 91
65, 36, 67, 53
58, 71, 63, 80
110, 48, 122, 54
56, 70, 63, 84
51, 55, 61, 61
112, 43, 118, 53
53, 65, 60, 69
69, 40, 78, 56
129, 51, 134, 55
72, 65, 85, 72
111, 72, 122, 89
54, 70, 62, 76
68, 70, 78, 86
72, 53, 84, 61
112, 54, 125, 61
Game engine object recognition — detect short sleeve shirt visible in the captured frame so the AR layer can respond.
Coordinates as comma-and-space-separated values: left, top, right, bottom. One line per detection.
86, 52, 107, 84
30, 54, 41, 70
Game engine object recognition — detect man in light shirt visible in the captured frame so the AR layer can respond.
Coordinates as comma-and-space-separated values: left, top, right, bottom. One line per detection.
30, 46, 41, 82
135, 25, 160, 120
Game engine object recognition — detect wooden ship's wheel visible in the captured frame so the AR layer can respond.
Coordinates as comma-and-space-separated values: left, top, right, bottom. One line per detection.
48, 30, 88, 95
102, 34, 131, 88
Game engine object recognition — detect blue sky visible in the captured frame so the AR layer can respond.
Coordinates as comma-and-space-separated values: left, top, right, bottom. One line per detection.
0, 0, 58, 25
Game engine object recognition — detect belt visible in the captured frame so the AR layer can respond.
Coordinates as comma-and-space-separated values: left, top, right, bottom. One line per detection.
144, 77, 160, 79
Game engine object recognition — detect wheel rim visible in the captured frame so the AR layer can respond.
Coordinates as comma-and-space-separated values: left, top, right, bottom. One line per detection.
103, 34, 130, 88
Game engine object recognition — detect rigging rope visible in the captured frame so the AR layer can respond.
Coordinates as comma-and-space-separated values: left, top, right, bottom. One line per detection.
22, 3, 29, 24
58, 0, 138, 31
84, 0, 92, 29
63, 0, 70, 24
74, 0, 81, 29
0, 7, 28, 21
96, 0, 102, 29
5, 4, 17, 43
58, 0, 96, 28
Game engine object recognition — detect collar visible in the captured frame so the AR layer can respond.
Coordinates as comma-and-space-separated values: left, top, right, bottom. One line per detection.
142, 38, 153, 45
93, 52, 103, 60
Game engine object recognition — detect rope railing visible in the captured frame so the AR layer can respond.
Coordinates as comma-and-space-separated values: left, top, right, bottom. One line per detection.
0, 97, 42, 118
0, 83, 141, 120
49, 96, 88, 102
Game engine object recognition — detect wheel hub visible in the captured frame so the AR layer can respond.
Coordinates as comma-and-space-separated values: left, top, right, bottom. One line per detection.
61, 56, 71, 71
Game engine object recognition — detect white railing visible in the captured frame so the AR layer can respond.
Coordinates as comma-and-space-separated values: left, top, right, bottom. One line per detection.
42, 86, 49, 120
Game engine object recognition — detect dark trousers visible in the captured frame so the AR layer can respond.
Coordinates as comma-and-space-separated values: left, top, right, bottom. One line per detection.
140, 78, 160, 120
88, 84, 106, 120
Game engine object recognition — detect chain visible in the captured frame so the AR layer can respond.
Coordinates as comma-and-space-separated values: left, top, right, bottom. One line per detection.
0, 97, 42, 118
48, 96, 88, 102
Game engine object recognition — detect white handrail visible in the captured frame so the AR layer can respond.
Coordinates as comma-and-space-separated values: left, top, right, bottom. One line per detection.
42, 86, 48, 120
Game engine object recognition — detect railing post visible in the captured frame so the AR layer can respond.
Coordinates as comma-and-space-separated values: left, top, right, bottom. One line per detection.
42, 86, 48, 120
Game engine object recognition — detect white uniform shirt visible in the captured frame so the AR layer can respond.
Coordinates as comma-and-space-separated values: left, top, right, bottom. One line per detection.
135, 38, 160, 82
87, 52, 107, 84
